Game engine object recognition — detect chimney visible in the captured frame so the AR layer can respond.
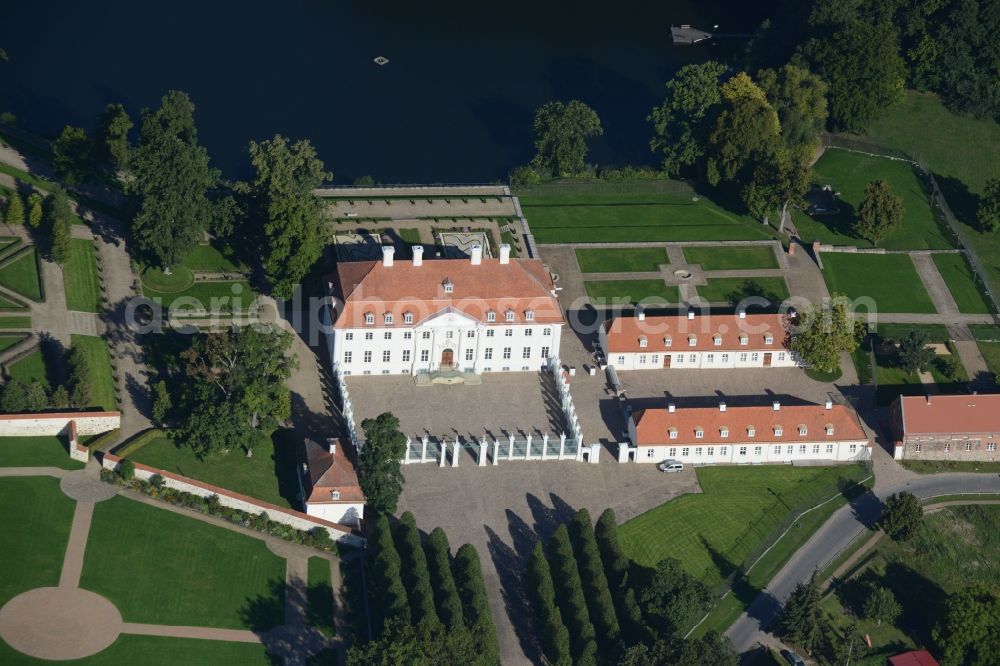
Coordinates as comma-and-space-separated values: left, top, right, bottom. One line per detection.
637, 306, 645, 321
926, 394, 932, 405
327, 438, 337, 455
772, 401, 781, 411
738, 307, 746, 319
499, 244, 511, 264
412, 245, 423, 267
687, 309, 695, 321
667, 403, 676, 413
382, 245, 394, 267
470, 244, 482, 265
824, 398, 833, 410
719, 401, 726, 412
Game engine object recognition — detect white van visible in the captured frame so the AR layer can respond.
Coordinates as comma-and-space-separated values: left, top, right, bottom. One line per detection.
657, 460, 684, 473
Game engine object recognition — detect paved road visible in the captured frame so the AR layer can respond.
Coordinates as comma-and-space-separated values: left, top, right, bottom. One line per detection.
726, 471, 1000, 652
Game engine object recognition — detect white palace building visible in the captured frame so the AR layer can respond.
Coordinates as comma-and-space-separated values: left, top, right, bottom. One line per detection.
327, 244, 564, 375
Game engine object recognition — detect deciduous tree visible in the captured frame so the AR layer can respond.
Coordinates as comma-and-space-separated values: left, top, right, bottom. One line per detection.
52, 125, 95, 185
757, 64, 829, 153
48, 186, 73, 265
705, 73, 781, 186
978, 178, 1000, 233
151, 379, 171, 426
531, 100, 603, 177
648, 61, 727, 175
99, 103, 133, 168
856, 179, 904, 245
66, 343, 93, 408
879, 491, 923, 541
26, 193, 42, 228
249, 135, 329, 298
933, 586, 1000, 665
638, 557, 712, 636
347, 617, 478, 666
788, 296, 858, 374
4, 191, 23, 226
897, 330, 936, 374
358, 412, 406, 514
863, 585, 901, 626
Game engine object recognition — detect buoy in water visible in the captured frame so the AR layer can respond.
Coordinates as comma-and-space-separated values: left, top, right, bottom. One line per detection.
373, 56, 389, 66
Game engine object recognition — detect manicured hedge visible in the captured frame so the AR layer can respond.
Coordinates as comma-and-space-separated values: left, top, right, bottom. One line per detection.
367, 514, 410, 631
527, 541, 572, 665
424, 527, 465, 631
569, 509, 621, 652
393, 512, 439, 626
595, 508, 646, 644
548, 524, 598, 665
454, 543, 500, 666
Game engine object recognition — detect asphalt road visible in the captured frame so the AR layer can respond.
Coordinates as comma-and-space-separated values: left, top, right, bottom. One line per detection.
726, 472, 1000, 652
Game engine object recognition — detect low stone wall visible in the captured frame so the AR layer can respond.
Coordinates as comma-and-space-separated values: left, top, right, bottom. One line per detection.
0, 411, 121, 462
101, 452, 363, 547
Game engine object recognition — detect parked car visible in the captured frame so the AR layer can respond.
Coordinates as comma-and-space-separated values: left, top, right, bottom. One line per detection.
780, 648, 807, 666
657, 460, 684, 473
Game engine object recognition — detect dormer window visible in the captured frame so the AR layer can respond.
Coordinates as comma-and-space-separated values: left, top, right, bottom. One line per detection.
486, 310, 496, 323
694, 428, 704, 439
825, 424, 835, 436
403, 312, 414, 324
664, 336, 672, 348
668, 428, 678, 439
505, 310, 515, 322
798, 425, 808, 436
443, 279, 454, 294
739, 335, 748, 345
331, 489, 340, 501
774, 426, 783, 437
764, 334, 774, 345
384, 313, 393, 325
524, 310, 534, 321
720, 427, 729, 438
747, 426, 756, 437
638, 336, 648, 348
364, 312, 374, 325
713, 334, 722, 346
688, 334, 697, 347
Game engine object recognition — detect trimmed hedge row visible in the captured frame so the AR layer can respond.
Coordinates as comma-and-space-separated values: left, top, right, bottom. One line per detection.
393, 512, 439, 626
367, 514, 410, 632
548, 524, 598, 665
595, 508, 647, 644
454, 543, 500, 666
424, 527, 466, 631
527, 541, 572, 665
569, 508, 621, 652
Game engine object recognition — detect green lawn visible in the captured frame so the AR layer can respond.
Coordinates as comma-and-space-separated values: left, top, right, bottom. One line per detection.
0, 316, 31, 328
518, 179, 775, 243
851, 338, 874, 385
575, 247, 668, 273
80, 496, 286, 630
932, 252, 993, 314
0, 248, 42, 302
873, 333, 968, 405
0, 295, 27, 310
0, 477, 77, 606
128, 430, 299, 509
181, 244, 248, 273
70, 334, 117, 411
64, 239, 101, 312
143, 280, 255, 312
8, 350, 51, 390
876, 322, 951, 343
821, 253, 936, 313
795, 149, 952, 250
141, 266, 194, 292
0, 436, 82, 469
620, 465, 869, 587
307, 557, 336, 637
976, 340, 1000, 377
683, 245, 778, 270
0, 333, 27, 351
696, 277, 789, 305
584, 279, 680, 305
0, 635, 275, 665
397, 228, 422, 246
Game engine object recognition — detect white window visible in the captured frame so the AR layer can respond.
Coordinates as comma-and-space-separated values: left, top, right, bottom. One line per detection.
646, 449, 656, 458
695, 447, 702, 456
747, 426, 756, 437
773, 445, 781, 455
751, 353, 759, 362
505, 310, 515, 322
688, 354, 696, 363
503, 347, 511, 359
420, 350, 429, 362
365, 332, 374, 341
541, 346, 550, 357
669, 448, 677, 456
664, 336, 673, 347
384, 331, 392, 340
675, 354, 683, 364
798, 425, 807, 436
466, 349, 474, 361
720, 446, 727, 456
364, 313, 374, 325
422, 331, 431, 340
826, 444, 833, 453
739, 335, 748, 345
384, 313, 393, 324
764, 334, 773, 344
707, 354, 714, 363
966, 442, 973, 451
681, 447, 690, 456
799, 445, 807, 454
466, 330, 474, 338
786, 445, 794, 455
722, 353, 729, 363
849, 444, 858, 453
618, 355, 626, 364
668, 429, 678, 440
505, 328, 513, 337
345, 332, 353, 341
774, 426, 783, 437
404, 331, 412, 340
944, 443, 951, 452
382, 350, 391, 362
487, 311, 496, 323
486, 329, 495, 338
915, 443, 922, 452
638, 354, 647, 364
713, 335, 722, 346
363, 351, 372, 363
694, 429, 704, 439
343, 351, 352, 363
443, 280, 454, 293
778, 352, 786, 361
402, 350, 411, 362
720, 427, 729, 438
754, 446, 762, 455
543, 328, 551, 336
688, 335, 697, 347
446, 331, 454, 340
524, 310, 534, 321
812, 444, 820, 454
651, 355, 659, 364
739, 353, 747, 362
707, 447, 714, 456
525, 328, 533, 337
404, 312, 414, 324
485, 348, 493, 360
522, 347, 531, 359
639, 336, 648, 348
826, 425, 834, 436
739, 446, 747, 456
989, 443, 997, 452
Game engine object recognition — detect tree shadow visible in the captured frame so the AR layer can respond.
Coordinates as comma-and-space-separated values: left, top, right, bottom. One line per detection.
270, 428, 303, 509
723, 279, 783, 308
486, 522, 542, 665
239, 577, 288, 633
36, 331, 66, 388
935, 174, 979, 228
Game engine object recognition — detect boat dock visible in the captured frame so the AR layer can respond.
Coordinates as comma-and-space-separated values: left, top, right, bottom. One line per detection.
670, 24, 712, 45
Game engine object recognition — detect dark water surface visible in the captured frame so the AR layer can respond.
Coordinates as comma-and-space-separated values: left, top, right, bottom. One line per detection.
0, 1, 768, 182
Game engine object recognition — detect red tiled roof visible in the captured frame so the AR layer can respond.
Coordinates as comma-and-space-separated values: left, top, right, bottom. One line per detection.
632, 402, 868, 446
897, 394, 1000, 437
889, 650, 940, 666
330, 257, 564, 328
299, 438, 365, 504
604, 313, 790, 353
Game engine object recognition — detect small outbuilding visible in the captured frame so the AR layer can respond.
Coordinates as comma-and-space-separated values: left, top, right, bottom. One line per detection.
888, 650, 940, 666
298, 438, 365, 528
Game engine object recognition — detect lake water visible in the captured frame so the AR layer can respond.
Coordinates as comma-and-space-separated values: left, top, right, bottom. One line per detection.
0, 1, 768, 182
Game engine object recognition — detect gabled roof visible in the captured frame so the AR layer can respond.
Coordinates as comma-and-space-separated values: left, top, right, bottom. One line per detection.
631, 401, 868, 446
330, 256, 564, 328
896, 394, 1000, 437
604, 313, 790, 354
889, 651, 939, 666
298, 438, 365, 505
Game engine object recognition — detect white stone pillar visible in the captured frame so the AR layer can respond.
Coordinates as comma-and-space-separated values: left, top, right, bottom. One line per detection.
541, 433, 549, 461
492, 439, 500, 466
508, 434, 515, 461
440, 440, 447, 467
452, 440, 461, 467
525, 433, 533, 460
404, 438, 411, 465
559, 432, 566, 460
478, 437, 488, 467
421, 436, 429, 463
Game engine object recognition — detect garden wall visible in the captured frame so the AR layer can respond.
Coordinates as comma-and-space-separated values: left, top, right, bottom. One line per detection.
101, 452, 363, 547
0, 411, 121, 462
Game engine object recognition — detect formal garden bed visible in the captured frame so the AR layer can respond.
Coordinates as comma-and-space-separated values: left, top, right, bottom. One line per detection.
821, 253, 937, 313
0, 247, 43, 302
0, 435, 82, 469
584, 279, 680, 305
871, 325, 968, 405
696, 276, 789, 305
575, 247, 668, 273
931, 252, 993, 314
69, 334, 117, 412
682, 245, 778, 270
65, 238, 102, 312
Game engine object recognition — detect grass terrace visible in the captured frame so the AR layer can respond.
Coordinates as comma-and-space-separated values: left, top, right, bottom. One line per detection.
575, 247, 668, 273
584, 279, 680, 306
0, 333, 27, 352
127, 430, 299, 509
518, 179, 776, 244
141, 265, 255, 312
307, 557, 337, 637
696, 277, 789, 305
8, 350, 52, 390
872, 325, 968, 405
0, 635, 276, 665
180, 243, 247, 273
0, 247, 42, 302
0, 316, 30, 327
970, 324, 1000, 377
65, 238, 101, 312
0, 436, 83, 469
682, 245, 778, 270
70, 334, 117, 412
80, 496, 287, 630
932, 252, 993, 314
821, 253, 936, 313
794, 149, 952, 250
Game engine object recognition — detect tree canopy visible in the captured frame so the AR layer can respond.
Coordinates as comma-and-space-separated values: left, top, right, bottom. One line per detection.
856, 179, 904, 245
347, 617, 478, 665
358, 412, 407, 514
779, 571, 823, 653
788, 296, 858, 373
99, 103, 132, 168
249, 135, 330, 298
879, 491, 923, 541
531, 100, 603, 177
933, 586, 1000, 665
648, 61, 727, 176
126, 90, 219, 268
52, 125, 96, 186
978, 178, 1000, 233
637, 557, 712, 636
47, 186, 74, 265
756, 63, 828, 154
706, 73, 781, 187
897, 330, 936, 374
